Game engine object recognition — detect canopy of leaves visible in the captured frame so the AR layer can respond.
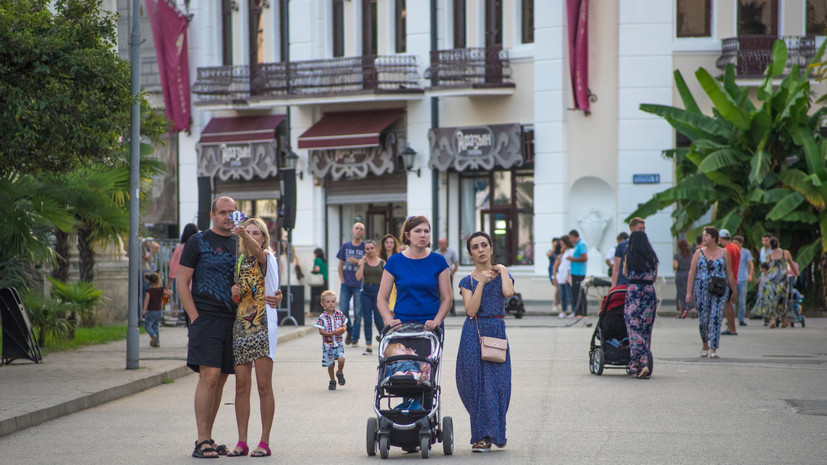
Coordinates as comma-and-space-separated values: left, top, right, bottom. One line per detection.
0, 0, 132, 175
631, 40, 827, 269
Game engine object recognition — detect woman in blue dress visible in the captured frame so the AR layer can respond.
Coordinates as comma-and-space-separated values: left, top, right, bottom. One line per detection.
622, 230, 659, 379
686, 226, 737, 359
456, 231, 514, 452
377, 215, 452, 330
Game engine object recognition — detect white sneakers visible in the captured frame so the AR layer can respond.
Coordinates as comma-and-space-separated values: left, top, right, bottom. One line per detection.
558, 311, 574, 318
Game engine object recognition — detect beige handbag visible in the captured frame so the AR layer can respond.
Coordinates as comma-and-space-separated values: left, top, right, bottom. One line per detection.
476, 317, 508, 363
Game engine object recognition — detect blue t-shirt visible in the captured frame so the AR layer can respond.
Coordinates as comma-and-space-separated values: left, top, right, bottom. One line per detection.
614, 239, 629, 286
384, 252, 449, 323
571, 238, 588, 276
336, 241, 365, 287
738, 248, 754, 282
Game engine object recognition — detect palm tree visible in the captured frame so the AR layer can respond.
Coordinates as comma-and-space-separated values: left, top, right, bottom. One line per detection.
630, 40, 827, 301
0, 173, 75, 290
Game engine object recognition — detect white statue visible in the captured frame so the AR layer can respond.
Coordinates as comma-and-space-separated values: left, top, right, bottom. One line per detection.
578, 209, 610, 253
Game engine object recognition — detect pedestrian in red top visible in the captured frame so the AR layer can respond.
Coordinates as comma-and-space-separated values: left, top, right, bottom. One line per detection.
719, 229, 740, 335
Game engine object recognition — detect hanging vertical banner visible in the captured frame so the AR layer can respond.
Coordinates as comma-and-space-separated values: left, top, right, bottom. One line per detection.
145, 0, 191, 132
567, 0, 590, 114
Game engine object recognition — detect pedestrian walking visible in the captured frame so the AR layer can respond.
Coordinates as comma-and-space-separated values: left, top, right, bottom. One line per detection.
337, 222, 365, 345
674, 238, 693, 318
554, 236, 574, 318
456, 231, 514, 452
377, 215, 452, 330
355, 240, 385, 355
433, 237, 459, 316
622, 231, 659, 379
718, 229, 741, 335
686, 226, 737, 359
765, 238, 797, 328
142, 272, 171, 348
314, 290, 348, 390
611, 217, 646, 287
168, 223, 198, 321
567, 229, 588, 316
732, 235, 754, 326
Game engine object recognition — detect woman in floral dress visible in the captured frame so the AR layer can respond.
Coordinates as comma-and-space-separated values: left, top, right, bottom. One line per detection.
456, 231, 514, 452
622, 231, 659, 379
761, 238, 796, 328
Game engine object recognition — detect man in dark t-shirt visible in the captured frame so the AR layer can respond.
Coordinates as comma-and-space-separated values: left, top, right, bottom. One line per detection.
612, 217, 646, 287
177, 196, 238, 458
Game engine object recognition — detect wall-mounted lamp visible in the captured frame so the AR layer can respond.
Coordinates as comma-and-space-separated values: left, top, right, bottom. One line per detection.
400, 146, 420, 178
230, 0, 239, 12
281, 150, 303, 180
261, 0, 270, 8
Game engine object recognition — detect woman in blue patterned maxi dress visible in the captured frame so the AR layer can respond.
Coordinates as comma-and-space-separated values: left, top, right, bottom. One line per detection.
622, 231, 659, 379
686, 226, 737, 359
456, 232, 514, 453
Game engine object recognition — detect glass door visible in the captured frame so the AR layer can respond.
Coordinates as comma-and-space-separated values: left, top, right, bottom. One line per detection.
481, 208, 513, 266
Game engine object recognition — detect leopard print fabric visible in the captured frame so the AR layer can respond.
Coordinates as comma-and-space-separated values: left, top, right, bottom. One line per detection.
233, 255, 270, 365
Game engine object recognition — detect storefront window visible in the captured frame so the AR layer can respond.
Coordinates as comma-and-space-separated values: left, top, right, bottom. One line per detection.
459, 170, 533, 266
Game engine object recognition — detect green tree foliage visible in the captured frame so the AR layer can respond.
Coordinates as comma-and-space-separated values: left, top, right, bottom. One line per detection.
0, 0, 132, 175
629, 40, 827, 270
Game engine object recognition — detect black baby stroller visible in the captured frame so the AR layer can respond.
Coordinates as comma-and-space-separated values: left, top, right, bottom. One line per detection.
366, 322, 453, 459
588, 285, 653, 376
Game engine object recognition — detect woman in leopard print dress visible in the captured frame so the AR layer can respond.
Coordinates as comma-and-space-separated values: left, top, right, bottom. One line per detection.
229, 217, 278, 457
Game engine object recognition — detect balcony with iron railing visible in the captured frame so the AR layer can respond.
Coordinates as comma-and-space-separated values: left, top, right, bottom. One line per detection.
716, 35, 816, 79
424, 45, 515, 96
193, 55, 423, 107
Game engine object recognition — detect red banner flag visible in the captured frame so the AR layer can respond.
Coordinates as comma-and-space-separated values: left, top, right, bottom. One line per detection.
567, 0, 590, 115
145, 0, 191, 132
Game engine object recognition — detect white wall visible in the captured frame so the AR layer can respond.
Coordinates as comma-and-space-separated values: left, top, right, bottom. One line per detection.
532, 0, 567, 278
617, 0, 675, 278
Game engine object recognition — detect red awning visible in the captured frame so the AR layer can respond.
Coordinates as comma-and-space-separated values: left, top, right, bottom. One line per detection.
297, 109, 404, 150
198, 114, 285, 145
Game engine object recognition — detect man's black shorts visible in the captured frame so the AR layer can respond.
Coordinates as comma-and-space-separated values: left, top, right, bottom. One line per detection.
187, 313, 235, 374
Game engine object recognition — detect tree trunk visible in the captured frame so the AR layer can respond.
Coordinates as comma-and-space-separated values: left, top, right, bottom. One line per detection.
52, 228, 70, 282
77, 223, 95, 283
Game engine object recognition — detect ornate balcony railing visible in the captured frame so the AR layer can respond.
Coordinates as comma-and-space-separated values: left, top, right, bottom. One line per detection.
425, 45, 514, 88
193, 55, 421, 103
191, 65, 250, 103
716, 35, 816, 78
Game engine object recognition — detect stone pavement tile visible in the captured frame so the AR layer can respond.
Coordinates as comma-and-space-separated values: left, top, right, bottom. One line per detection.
0, 323, 316, 438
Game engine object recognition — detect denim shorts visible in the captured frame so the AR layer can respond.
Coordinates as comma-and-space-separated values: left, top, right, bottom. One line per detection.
187, 313, 235, 374
322, 344, 345, 367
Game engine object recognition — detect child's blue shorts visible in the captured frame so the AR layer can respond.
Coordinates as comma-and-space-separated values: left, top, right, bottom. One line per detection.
322, 344, 345, 367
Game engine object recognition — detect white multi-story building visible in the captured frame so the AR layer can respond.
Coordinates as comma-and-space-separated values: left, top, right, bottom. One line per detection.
139, 0, 826, 306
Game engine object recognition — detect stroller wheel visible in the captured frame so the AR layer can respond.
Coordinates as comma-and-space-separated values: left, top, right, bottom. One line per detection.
420, 435, 430, 459
590, 348, 604, 375
379, 435, 390, 459
366, 417, 378, 456
442, 416, 454, 456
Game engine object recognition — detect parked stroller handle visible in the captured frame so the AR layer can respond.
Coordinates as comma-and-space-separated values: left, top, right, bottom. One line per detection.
381, 322, 443, 338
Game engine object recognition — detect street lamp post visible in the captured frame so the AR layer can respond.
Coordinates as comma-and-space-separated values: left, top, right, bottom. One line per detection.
126, 0, 142, 370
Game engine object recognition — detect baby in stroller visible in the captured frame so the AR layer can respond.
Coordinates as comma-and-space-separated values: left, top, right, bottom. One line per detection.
366, 322, 453, 459
384, 343, 432, 384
